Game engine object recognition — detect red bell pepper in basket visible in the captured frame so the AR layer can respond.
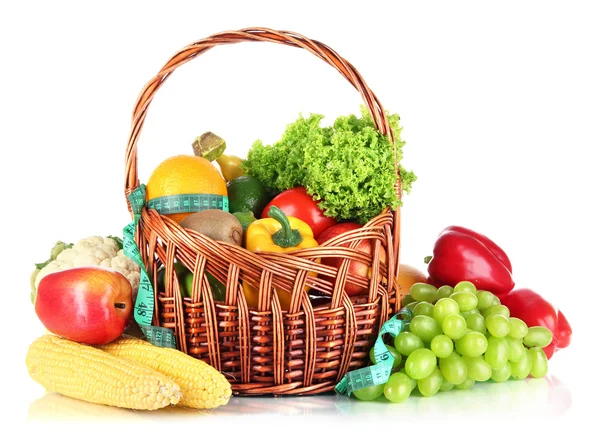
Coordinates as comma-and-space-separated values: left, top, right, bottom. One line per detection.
261, 186, 337, 238
425, 225, 515, 296
501, 288, 572, 359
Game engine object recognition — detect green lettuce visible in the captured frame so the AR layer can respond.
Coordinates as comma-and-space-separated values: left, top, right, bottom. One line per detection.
241, 107, 417, 224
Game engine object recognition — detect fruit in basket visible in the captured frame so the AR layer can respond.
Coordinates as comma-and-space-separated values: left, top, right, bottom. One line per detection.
146, 155, 228, 223
316, 222, 387, 297
26, 334, 181, 410
179, 209, 243, 246
261, 187, 336, 238
216, 154, 246, 182
157, 262, 226, 302
35, 266, 133, 345
227, 175, 270, 217
96, 334, 232, 409
243, 206, 319, 309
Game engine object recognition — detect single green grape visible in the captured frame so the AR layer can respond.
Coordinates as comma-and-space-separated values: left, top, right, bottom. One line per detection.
456, 377, 476, 390
506, 336, 526, 362
455, 332, 488, 357
485, 314, 510, 338
418, 367, 443, 397
510, 348, 533, 379
394, 331, 425, 357
461, 308, 481, 319
413, 302, 435, 317
370, 344, 402, 369
409, 315, 442, 344
485, 336, 509, 370
401, 294, 416, 307
353, 383, 384, 401
432, 298, 460, 324
490, 362, 512, 383
529, 347, 549, 378
404, 348, 437, 380
475, 290, 496, 310
523, 326, 553, 348
439, 378, 455, 392
454, 281, 477, 294
442, 314, 467, 340
465, 313, 486, 335
437, 285, 454, 300
439, 351, 468, 385
450, 291, 479, 312
491, 296, 501, 306
463, 356, 492, 382
398, 367, 417, 390
383, 372, 413, 403
508, 317, 528, 339
482, 305, 510, 319
410, 283, 438, 303
430, 334, 454, 358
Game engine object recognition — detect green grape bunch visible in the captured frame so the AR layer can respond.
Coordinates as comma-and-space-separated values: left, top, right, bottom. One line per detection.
352, 280, 553, 403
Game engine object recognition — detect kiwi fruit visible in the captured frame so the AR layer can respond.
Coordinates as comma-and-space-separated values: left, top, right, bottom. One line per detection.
179, 209, 243, 246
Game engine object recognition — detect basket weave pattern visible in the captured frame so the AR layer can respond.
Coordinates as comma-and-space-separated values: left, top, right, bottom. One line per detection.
124, 28, 403, 395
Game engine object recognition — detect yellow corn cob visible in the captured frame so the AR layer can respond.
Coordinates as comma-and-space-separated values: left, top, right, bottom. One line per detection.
96, 335, 232, 409
26, 334, 181, 410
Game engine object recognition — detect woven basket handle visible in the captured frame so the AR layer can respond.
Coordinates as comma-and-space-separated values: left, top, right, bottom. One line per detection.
124, 27, 401, 204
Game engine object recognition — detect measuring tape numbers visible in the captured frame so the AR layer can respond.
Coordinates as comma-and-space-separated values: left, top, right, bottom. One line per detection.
124, 185, 176, 349
335, 308, 412, 396
147, 194, 228, 215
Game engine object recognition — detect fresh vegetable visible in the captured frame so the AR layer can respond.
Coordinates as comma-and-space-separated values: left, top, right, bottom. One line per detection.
216, 153, 245, 182
157, 262, 226, 302
191, 131, 226, 162
359, 280, 555, 403
316, 222, 387, 297
501, 288, 572, 359
262, 187, 336, 238
31, 236, 141, 304
227, 175, 270, 217
243, 206, 319, 309
96, 335, 232, 409
233, 211, 257, 236
242, 107, 417, 224
179, 209, 243, 246
26, 334, 181, 410
35, 267, 133, 345
425, 226, 515, 296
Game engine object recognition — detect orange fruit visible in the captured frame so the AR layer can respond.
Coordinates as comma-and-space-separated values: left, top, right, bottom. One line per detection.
397, 263, 428, 298
146, 155, 227, 223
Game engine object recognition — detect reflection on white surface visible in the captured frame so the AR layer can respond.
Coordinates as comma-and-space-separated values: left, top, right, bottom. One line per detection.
27, 375, 572, 422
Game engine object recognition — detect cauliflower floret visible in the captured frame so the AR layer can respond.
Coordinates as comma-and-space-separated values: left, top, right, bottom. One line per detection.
33, 236, 141, 300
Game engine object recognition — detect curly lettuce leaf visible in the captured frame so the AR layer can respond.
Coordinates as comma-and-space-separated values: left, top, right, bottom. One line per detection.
241, 107, 416, 224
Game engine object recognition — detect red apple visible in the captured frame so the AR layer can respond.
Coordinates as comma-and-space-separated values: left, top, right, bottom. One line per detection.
317, 223, 387, 296
35, 266, 133, 344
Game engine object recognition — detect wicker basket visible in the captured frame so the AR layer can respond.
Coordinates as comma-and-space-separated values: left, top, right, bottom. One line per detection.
124, 28, 405, 396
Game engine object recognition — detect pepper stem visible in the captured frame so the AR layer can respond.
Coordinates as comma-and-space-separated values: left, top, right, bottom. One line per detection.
424, 255, 433, 264
269, 206, 303, 248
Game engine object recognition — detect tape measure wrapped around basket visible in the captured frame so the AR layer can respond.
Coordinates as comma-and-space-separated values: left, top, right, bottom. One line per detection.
124, 28, 405, 396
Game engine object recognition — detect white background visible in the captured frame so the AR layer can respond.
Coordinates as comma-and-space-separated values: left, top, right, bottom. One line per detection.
1, 0, 599, 431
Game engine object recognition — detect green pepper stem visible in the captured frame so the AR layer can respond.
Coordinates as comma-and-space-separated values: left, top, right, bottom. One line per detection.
268, 206, 303, 248
424, 255, 433, 264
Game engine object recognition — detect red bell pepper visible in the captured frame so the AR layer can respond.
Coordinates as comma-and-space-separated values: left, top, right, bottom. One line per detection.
261, 186, 337, 238
425, 225, 515, 296
501, 288, 572, 359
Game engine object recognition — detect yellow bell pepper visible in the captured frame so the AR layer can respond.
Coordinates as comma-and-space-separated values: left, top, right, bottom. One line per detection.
243, 206, 319, 310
